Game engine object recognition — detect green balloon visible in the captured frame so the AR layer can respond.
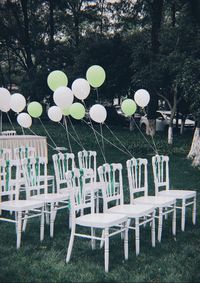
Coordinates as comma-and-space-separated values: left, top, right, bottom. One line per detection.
62, 107, 70, 116
28, 101, 43, 118
47, 70, 68, 91
86, 65, 106, 88
69, 103, 85, 120
121, 99, 137, 116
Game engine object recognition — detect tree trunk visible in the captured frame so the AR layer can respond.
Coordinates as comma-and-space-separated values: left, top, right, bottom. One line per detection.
147, 119, 156, 136
147, 0, 164, 135
129, 118, 134, 132
168, 125, 173, 144
187, 127, 200, 166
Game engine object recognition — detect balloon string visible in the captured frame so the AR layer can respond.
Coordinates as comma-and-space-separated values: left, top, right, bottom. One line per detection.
27, 127, 62, 152
21, 126, 25, 135
68, 117, 84, 150
6, 113, 15, 132
63, 117, 73, 153
131, 117, 158, 154
39, 118, 57, 148
100, 123, 105, 156
151, 135, 159, 155
104, 123, 133, 157
83, 119, 130, 157
82, 101, 106, 163
96, 88, 99, 102
59, 122, 83, 150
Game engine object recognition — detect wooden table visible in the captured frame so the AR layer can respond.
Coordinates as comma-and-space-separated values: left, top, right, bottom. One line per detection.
0, 135, 48, 160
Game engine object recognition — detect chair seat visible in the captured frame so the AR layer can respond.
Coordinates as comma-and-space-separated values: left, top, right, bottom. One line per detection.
157, 190, 196, 199
0, 200, 44, 212
133, 196, 176, 207
76, 213, 127, 228
108, 204, 155, 218
30, 193, 69, 203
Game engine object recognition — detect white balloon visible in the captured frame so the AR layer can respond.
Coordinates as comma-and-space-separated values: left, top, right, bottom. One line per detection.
89, 104, 107, 123
48, 106, 62, 122
53, 87, 74, 109
134, 89, 150, 107
10, 93, 26, 113
17, 113, 32, 128
0, 87, 11, 112
72, 78, 90, 100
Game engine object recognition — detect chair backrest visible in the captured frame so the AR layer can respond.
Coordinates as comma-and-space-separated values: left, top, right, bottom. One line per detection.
14, 146, 36, 160
0, 148, 12, 160
98, 163, 124, 212
52, 152, 75, 192
65, 168, 95, 215
1, 130, 16, 136
21, 157, 48, 198
152, 155, 169, 195
126, 157, 148, 203
0, 159, 20, 202
78, 150, 97, 181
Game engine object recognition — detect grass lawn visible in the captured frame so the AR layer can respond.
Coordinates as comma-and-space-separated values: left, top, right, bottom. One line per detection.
0, 121, 200, 283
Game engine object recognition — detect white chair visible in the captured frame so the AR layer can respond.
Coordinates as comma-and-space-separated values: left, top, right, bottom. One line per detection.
126, 157, 176, 242
98, 163, 156, 256
14, 146, 55, 192
152, 155, 196, 231
21, 157, 69, 238
0, 159, 44, 248
78, 150, 104, 212
1, 130, 16, 136
53, 152, 75, 194
0, 148, 12, 160
65, 168, 128, 273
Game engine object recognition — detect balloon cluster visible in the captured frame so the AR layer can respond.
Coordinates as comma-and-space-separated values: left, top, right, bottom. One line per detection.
121, 89, 150, 117
46, 65, 107, 124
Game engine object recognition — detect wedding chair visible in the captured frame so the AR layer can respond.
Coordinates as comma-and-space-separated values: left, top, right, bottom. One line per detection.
126, 157, 176, 242
78, 150, 107, 212
1, 130, 16, 136
152, 155, 196, 231
65, 168, 128, 272
53, 152, 75, 194
21, 157, 69, 237
0, 148, 12, 160
0, 159, 44, 248
98, 163, 156, 255
14, 146, 55, 192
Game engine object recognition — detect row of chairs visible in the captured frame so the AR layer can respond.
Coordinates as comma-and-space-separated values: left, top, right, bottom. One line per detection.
0, 148, 197, 272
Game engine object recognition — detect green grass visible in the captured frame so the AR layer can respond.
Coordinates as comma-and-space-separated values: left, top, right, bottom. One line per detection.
0, 122, 200, 283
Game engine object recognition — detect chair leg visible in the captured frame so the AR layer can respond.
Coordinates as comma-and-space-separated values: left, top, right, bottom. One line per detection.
50, 203, 55, 238
66, 224, 76, 263
164, 207, 168, 220
100, 229, 105, 249
40, 206, 45, 241
192, 195, 196, 225
124, 221, 128, 260
91, 228, 96, 250
135, 218, 140, 256
45, 204, 50, 225
104, 228, 109, 273
158, 207, 163, 242
16, 211, 22, 249
181, 199, 186, 232
22, 210, 28, 232
172, 203, 176, 236
68, 208, 72, 229
151, 211, 156, 247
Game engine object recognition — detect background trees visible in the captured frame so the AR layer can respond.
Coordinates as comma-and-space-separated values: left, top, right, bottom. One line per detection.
0, 0, 200, 147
